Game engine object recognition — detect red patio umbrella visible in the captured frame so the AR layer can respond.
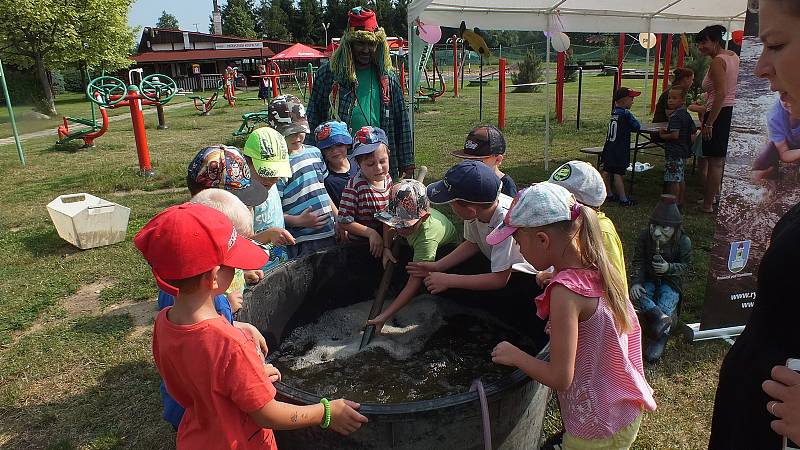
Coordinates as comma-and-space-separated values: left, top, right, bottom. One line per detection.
270, 43, 325, 61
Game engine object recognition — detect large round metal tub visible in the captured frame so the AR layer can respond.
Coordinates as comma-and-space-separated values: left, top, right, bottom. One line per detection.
240, 244, 551, 450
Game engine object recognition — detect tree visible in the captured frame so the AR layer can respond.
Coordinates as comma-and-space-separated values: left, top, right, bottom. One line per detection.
222, 0, 257, 38
156, 10, 180, 29
296, 0, 323, 44
0, 0, 134, 115
256, 0, 291, 41
511, 50, 544, 93
322, 0, 347, 43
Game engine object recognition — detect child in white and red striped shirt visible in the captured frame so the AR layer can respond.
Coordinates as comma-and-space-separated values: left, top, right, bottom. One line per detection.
488, 182, 656, 448
338, 126, 393, 258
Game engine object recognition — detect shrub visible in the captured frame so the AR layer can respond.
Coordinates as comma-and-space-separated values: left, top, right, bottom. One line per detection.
511, 50, 544, 93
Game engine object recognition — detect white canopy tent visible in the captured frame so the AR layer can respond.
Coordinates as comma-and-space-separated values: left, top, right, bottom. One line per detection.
406, 0, 748, 169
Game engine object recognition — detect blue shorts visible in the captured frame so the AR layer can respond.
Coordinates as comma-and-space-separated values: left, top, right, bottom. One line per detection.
664, 157, 685, 183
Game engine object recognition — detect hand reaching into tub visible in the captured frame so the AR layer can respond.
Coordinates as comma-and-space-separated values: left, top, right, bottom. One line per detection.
406, 261, 441, 279
329, 399, 369, 434
264, 363, 282, 383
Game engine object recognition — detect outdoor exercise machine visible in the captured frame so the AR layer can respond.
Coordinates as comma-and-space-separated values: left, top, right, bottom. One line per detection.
56, 93, 110, 147
189, 80, 223, 115
232, 109, 271, 137
250, 61, 284, 100
85, 73, 177, 176
56, 70, 111, 147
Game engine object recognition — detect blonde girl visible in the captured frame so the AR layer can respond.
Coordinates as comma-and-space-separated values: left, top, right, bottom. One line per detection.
487, 182, 656, 449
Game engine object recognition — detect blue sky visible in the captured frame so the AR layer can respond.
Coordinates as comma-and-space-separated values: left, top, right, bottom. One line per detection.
129, 0, 215, 32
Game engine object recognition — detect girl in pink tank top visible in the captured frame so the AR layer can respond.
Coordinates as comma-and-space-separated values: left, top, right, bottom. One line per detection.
488, 183, 656, 448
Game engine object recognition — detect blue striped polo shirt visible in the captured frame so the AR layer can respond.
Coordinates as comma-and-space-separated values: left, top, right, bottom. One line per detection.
277, 145, 335, 243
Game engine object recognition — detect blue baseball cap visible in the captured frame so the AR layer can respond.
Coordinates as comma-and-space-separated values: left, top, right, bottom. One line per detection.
351, 126, 389, 158
427, 160, 501, 204
315, 120, 353, 150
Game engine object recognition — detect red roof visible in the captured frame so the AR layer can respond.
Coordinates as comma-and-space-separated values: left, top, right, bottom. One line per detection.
131, 48, 274, 63
270, 43, 325, 61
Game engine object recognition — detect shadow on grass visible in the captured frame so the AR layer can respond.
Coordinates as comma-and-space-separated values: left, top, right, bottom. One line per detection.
19, 227, 81, 258
46, 142, 89, 154
0, 360, 173, 450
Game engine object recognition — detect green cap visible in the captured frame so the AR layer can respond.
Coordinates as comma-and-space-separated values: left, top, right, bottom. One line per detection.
243, 127, 292, 178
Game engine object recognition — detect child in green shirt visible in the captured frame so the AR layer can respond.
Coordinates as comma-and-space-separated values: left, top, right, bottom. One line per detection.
367, 179, 458, 331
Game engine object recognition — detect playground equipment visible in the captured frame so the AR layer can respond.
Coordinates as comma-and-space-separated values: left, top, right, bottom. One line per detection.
223, 66, 238, 106
57, 92, 110, 147
85, 73, 177, 176
189, 80, 223, 115
57, 70, 111, 147
233, 109, 271, 137
416, 44, 446, 103
251, 61, 284, 100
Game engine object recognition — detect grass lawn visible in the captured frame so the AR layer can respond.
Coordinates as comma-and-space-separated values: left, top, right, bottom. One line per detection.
0, 76, 728, 449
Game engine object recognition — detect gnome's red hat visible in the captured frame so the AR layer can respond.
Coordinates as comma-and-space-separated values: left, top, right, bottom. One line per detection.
348, 7, 379, 33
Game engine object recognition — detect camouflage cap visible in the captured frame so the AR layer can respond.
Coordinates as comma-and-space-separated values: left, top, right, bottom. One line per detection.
375, 179, 430, 228
268, 94, 310, 136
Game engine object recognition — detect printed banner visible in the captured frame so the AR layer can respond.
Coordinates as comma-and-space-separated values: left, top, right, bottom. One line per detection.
699, 10, 800, 330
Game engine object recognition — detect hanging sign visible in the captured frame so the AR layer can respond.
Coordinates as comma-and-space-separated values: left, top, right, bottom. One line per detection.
215, 42, 263, 50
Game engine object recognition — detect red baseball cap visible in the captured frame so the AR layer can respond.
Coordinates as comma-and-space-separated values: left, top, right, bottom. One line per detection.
134, 202, 268, 296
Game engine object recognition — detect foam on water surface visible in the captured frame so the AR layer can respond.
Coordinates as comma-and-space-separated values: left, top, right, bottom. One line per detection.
271, 295, 537, 403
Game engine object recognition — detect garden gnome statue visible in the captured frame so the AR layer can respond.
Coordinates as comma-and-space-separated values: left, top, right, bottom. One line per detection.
630, 194, 692, 363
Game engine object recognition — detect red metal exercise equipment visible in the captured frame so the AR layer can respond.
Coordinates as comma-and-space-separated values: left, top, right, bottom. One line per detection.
86, 74, 177, 176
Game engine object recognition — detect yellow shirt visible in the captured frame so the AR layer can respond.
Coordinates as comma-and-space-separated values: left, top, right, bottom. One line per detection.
597, 211, 628, 292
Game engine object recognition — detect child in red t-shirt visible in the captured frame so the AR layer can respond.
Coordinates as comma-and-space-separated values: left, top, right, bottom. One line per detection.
135, 203, 367, 449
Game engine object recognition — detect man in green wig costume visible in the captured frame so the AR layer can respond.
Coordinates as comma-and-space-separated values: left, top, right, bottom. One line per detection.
307, 7, 414, 179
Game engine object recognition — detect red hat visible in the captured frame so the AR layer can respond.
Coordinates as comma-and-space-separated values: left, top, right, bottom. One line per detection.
134, 202, 268, 296
348, 7, 379, 32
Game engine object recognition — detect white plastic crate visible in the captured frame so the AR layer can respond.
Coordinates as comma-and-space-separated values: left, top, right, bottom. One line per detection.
46, 193, 131, 250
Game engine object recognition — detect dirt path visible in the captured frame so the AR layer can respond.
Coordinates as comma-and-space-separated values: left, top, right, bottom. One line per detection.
0, 101, 194, 147
8, 280, 155, 346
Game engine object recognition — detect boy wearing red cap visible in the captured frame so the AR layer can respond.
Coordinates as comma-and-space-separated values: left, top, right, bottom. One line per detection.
135, 203, 367, 448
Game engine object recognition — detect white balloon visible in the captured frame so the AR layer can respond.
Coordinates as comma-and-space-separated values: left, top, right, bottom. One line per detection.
638, 33, 657, 49
551, 32, 571, 52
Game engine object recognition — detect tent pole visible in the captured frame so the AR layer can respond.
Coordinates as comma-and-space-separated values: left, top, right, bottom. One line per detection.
408, 21, 415, 158
726, 20, 733, 49
643, 21, 651, 119
544, 19, 552, 172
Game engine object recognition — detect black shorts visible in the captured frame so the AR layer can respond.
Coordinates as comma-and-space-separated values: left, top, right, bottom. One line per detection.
702, 106, 734, 158
603, 164, 627, 176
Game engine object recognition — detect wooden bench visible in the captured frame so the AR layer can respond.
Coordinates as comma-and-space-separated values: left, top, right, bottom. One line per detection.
580, 147, 603, 167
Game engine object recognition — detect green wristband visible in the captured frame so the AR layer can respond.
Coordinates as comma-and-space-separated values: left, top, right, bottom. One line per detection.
319, 398, 331, 429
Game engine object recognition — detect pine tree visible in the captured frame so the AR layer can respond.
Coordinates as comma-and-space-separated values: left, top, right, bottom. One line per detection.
297, 0, 322, 44
222, 0, 257, 38
156, 11, 180, 29
256, 0, 291, 41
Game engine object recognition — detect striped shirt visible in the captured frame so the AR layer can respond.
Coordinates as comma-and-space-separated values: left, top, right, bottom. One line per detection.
337, 172, 392, 231
277, 145, 335, 243
535, 268, 656, 439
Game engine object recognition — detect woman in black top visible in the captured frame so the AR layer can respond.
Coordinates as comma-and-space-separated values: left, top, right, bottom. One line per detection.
709, 0, 800, 447
653, 68, 696, 123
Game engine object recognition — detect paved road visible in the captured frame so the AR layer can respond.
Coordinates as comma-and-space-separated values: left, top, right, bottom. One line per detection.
0, 101, 194, 146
